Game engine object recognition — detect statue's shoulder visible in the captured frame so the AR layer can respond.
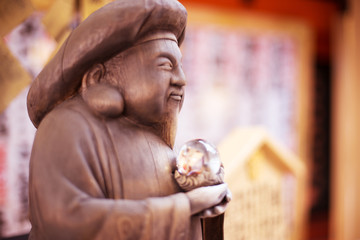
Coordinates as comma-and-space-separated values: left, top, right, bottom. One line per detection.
37, 96, 138, 141
37, 97, 102, 137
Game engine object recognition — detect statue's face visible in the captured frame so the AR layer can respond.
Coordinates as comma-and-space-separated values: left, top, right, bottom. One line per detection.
107, 39, 186, 126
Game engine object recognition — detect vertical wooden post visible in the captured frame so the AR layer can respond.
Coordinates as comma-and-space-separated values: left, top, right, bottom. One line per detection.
331, 0, 360, 239
202, 215, 224, 240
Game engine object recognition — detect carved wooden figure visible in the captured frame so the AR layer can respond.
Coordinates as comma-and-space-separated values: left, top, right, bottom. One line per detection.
27, 0, 230, 239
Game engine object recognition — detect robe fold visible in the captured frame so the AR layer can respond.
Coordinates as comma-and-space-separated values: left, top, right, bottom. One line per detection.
28, 97, 201, 240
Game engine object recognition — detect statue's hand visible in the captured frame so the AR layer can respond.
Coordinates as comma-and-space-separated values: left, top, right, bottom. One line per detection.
185, 183, 231, 217
198, 188, 231, 218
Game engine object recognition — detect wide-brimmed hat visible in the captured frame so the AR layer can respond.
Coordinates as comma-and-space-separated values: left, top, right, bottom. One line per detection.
27, 0, 187, 128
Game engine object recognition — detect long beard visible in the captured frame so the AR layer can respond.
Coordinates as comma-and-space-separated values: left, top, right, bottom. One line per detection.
152, 111, 178, 149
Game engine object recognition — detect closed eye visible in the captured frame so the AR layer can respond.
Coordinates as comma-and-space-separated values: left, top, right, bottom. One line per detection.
159, 61, 173, 70
157, 57, 173, 70
157, 54, 176, 70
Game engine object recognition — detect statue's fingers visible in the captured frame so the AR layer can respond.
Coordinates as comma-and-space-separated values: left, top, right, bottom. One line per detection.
216, 199, 229, 212
202, 209, 213, 218
225, 189, 232, 202
199, 209, 216, 218
199, 202, 228, 218
214, 205, 226, 215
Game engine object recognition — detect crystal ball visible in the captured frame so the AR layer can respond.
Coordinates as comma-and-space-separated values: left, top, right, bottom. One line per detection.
176, 139, 221, 176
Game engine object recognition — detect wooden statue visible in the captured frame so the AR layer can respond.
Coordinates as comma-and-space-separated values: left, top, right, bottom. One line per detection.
26, 0, 231, 239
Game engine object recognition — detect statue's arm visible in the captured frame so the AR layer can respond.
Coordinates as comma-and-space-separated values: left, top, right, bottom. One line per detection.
28, 109, 191, 240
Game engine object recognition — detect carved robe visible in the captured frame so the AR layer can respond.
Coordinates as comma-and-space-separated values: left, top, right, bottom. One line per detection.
28, 97, 201, 240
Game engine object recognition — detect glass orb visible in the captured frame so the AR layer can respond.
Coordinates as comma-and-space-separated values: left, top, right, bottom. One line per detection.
176, 139, 221, 176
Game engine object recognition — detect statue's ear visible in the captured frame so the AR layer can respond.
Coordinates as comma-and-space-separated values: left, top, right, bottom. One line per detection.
81, 63, 106, 90
81, 63, 124, 118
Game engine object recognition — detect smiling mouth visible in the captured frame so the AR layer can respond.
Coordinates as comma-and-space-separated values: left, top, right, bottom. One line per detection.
170, 94, 182, 101
169, 92, 183, 101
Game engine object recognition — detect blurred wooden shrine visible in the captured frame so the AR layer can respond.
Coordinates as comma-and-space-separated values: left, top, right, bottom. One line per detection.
218, 128, 307, 240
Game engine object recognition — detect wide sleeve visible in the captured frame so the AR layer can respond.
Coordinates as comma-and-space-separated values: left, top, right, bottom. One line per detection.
28, 107, 191, 240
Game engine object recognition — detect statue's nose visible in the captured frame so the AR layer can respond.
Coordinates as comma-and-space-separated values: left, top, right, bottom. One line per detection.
171, 66, 186, 87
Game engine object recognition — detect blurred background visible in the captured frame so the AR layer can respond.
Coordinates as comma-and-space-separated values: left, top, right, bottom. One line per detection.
0, 0, 359, 239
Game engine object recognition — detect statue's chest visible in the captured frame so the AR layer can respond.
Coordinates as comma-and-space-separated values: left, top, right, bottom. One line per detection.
109, 127, 180, 200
